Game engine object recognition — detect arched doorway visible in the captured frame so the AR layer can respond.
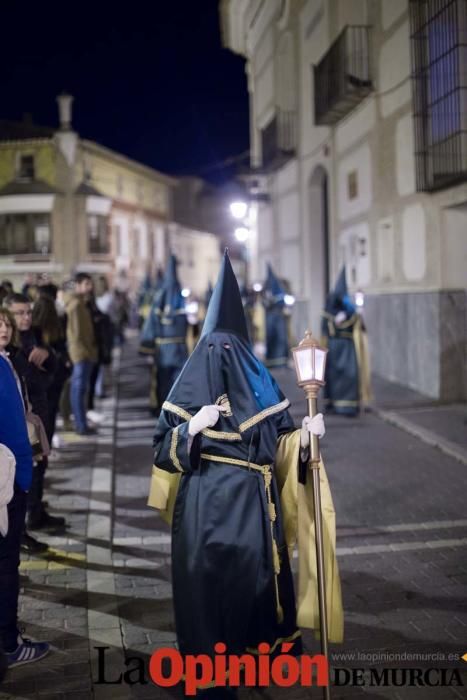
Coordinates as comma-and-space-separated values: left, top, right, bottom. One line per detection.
308, 165, 330, 325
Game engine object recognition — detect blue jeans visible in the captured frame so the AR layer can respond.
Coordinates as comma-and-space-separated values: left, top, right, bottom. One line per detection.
0, 487, 27, 652
70, 360, 94, 432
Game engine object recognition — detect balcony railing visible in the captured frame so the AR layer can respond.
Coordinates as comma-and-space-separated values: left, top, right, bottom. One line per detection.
260, 110, 296, 171
314, 26, 372, 126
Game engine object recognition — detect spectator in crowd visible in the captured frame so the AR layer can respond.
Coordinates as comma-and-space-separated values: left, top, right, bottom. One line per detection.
21, 272, 37, 299
3, 293, 64, 541
111, 289, 129, 347
94, 276, 116, 399
0, 306, 50, 668
32, 285, 72, 442
1, 280, 13, 296
65, 273, 98, 435
56, 282, 74, 431
0, 285, 8, 306
86, 288, 113, 413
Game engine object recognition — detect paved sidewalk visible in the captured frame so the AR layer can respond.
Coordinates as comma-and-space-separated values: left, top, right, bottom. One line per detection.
1, 343, 466, 700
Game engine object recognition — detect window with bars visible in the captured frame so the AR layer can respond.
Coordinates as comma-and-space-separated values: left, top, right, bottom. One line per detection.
0, 213, 51, 255
410, 0, 467, 191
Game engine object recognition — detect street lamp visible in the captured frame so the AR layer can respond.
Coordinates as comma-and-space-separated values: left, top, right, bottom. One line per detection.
234, 226, 249, 243
229, 201, 248, 220
291, 330, 331, 700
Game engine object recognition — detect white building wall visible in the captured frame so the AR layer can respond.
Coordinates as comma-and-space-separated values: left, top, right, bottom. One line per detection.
226, 0, 466, 398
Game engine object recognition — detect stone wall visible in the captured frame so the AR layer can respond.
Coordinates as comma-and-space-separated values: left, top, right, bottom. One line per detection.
365, 290, 466, 401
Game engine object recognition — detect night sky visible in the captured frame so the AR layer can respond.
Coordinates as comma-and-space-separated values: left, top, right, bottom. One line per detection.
1, 1, 249, 183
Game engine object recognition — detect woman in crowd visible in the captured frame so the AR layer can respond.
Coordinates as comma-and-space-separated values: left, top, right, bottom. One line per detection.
0, 306, 50, 669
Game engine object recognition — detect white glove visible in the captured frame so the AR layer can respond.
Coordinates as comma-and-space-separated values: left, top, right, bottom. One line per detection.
188, 405, 227, 436
335, 311, 347, 326
300, 414, 325, 448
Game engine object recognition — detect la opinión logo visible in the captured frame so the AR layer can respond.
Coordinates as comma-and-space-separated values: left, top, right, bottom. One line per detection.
94, 642, 329, 695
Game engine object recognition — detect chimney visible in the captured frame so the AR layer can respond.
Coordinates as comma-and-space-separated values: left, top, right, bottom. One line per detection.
57, 93, 74, 131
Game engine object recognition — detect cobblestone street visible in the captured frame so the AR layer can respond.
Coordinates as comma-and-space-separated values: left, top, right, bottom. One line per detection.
1, 339, 466, 700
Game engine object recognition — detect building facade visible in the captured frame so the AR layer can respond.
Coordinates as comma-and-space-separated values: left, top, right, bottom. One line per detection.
221, 0, 467, 400
0, 96, 221, 296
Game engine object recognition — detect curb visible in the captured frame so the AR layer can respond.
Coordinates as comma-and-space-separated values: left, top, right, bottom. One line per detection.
375, 408, 467, 467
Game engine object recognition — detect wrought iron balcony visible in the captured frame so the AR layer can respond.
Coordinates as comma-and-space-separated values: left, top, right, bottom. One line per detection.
314, 26, 372, 126
260, 110, 296, 171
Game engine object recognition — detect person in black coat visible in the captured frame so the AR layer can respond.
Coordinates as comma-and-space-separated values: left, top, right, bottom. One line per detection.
4, 294, 65, 538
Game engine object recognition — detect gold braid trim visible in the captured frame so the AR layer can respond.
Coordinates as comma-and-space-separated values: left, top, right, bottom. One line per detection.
155, 337, 185, 345
163, 399, 290, 440
262, 468, 284, 624
169, 426, 183, 472
163, 401, 191, 421
238, 399, 290, 433
337, 313, 358, 329
162, 401, 242, 441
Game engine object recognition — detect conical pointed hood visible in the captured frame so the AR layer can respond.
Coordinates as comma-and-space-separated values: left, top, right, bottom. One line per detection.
325, 266, 351, 315
263, 263, 286, 305
137, 271, 153, 308
334, 266, 348, 300
157, 254, 184, 314
166, 250, 286, 427
201, 252, 250, 343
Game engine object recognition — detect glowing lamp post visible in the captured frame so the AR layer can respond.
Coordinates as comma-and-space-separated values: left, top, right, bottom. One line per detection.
229, 201, 248, 220
291, 330, 331, 700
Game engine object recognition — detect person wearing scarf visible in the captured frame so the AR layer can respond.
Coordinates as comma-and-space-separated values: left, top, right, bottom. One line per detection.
148, 252, 343, 697
321, 267, 372, 416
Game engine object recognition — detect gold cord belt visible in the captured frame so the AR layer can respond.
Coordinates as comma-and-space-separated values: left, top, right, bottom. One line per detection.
155, 337, 185, 345
200, 452, 270, 473
200, 453, 284, 623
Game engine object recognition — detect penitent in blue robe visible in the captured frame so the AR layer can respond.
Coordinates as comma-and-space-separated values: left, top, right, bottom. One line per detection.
152, 254, 302, 662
